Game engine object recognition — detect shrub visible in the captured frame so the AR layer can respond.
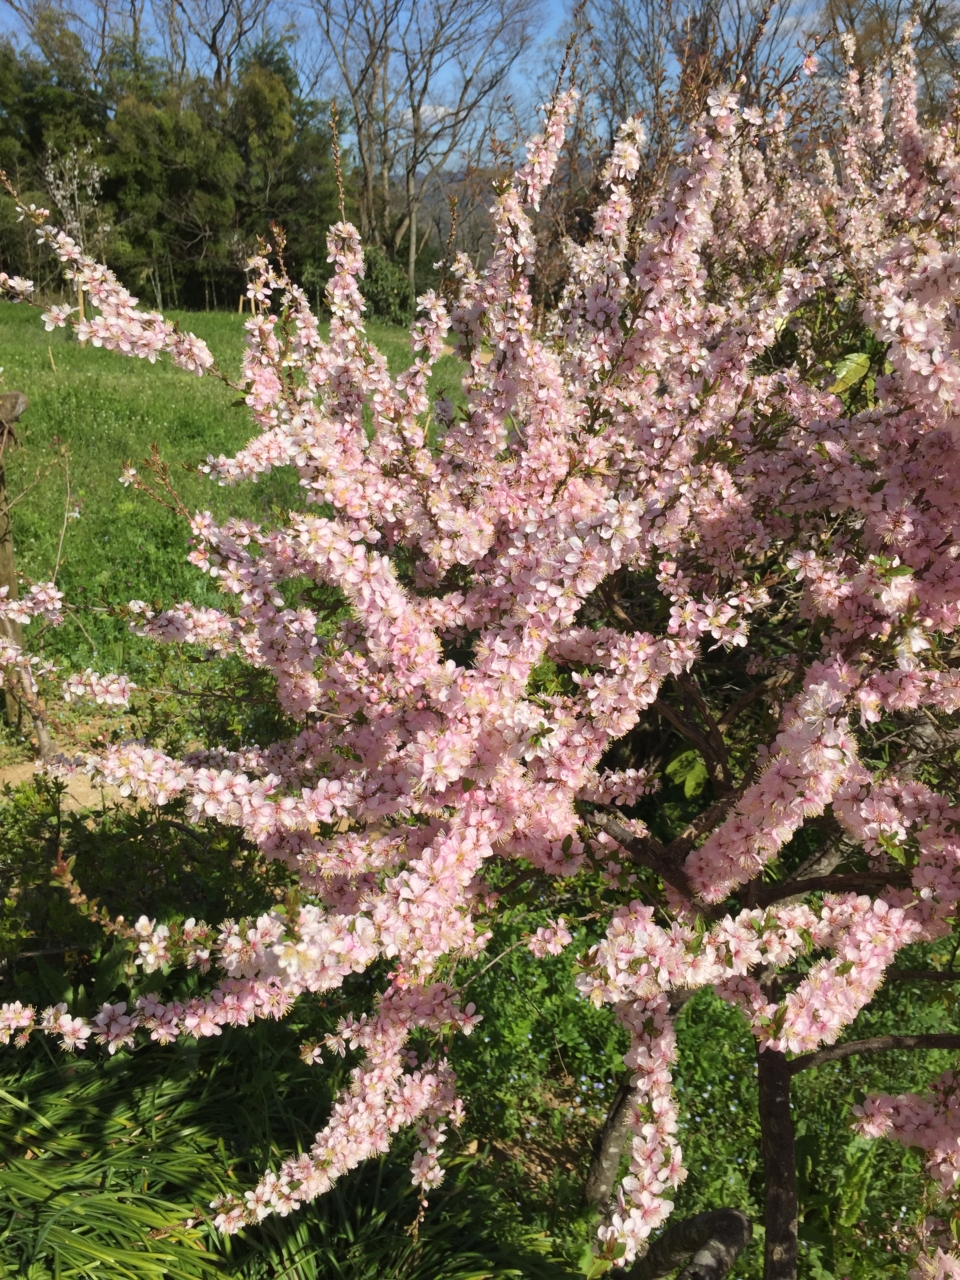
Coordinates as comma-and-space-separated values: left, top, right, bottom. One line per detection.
4, 33, 960, 1280
359, 246, 413, 325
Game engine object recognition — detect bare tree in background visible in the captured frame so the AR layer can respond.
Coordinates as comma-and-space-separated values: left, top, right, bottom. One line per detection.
417, 99, 526, 264
392, 0, 534, 288
0, 0, 148, 90
588, 0, 804, 178
312, 0, 538, 289
313, 0, 404, 248
816, 0, 960, 104
0, 0, 281, 90
165, 0, 270, 89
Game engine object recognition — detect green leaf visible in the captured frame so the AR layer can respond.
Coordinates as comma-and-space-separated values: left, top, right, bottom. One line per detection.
34, 957, 70, 1006
665, 750, 709, 799
94, 942, 131, 1004
877, 833, 907, 866
829, 352, 870, 394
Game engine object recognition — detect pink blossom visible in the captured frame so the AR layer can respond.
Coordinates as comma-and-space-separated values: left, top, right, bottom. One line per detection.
6, 56, 960, 1274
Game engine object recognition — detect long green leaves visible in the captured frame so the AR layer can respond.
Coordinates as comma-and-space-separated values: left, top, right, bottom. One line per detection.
0, 1048, 229, 1278
0, 1026, 575, 1280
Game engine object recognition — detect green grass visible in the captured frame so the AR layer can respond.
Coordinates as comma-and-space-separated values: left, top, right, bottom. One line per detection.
0, 302, 463, 682
0, 1015, 575, 1279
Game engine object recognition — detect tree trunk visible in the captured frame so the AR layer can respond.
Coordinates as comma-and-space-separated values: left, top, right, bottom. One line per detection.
0, 464, 21, 730
757, 1047, 798, 1280
408, 181, 417, 298
0, 393, 52, 759
628, 1209, 752, 1279
585, 1074, 636, 1207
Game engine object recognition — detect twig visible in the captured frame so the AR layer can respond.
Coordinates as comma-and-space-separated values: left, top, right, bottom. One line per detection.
14, 944, 82, 959
62, 603, 98, 653
460, 937, 530, 992
887, 969, 960, 983
330, 102, 346, 224
52, 453, 71, 584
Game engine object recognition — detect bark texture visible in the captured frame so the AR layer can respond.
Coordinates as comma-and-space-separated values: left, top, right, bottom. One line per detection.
627, 1208, 752, 1279
757, 1047, 797, 1280
585, 1074, 636, 1207
0, 394, 26, 729
585, 990, 698, 1208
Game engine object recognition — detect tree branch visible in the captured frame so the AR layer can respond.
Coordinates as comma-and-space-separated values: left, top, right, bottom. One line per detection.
789, 1034, 960, 1075
677, 674, 733, 790
589, 811, 696, 903
887, 969, 960, 983
752, 871, 911, 909
716, 670, 793, 730
653, 696, 723, 783
585, 1074, 635, 1207
627, 1208, 752, 1279
591, 764, 760, 915
585, 991, 696, 1209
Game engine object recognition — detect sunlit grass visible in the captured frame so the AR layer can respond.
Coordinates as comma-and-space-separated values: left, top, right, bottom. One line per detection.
0, 302, 463, 680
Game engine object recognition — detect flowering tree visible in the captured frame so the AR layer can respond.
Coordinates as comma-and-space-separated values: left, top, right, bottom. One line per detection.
4, 30, 960, 1280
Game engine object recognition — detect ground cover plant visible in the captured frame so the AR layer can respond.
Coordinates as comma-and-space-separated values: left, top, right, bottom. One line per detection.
0, 988, 571, 1279
5, 28, 960, 1280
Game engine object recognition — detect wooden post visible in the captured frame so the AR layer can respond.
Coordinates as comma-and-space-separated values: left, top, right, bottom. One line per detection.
0, 392, 52, 758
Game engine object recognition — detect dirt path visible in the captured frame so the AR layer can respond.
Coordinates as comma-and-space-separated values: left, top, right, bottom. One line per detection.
0, 760, 120, 811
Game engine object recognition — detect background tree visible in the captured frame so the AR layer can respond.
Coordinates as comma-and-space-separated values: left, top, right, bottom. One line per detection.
311, 0, 538, 291
166, 0, 271, 90
816, 0, 960, 103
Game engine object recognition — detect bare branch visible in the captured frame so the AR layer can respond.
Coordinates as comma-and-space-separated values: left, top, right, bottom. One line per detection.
589, 810, 696, 903
887, 969, 960, 982
752, 871, 911, 909
789, 1034, 960, 1075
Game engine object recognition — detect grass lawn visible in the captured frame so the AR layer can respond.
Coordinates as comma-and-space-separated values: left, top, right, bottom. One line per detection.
0, 301, 463, 680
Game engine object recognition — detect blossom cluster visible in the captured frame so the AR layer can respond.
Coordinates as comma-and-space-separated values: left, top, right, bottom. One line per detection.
855, 1073, 960, 1195
0, 582, 64, 702
7, 33, 960, 1271
62, 668, 136, 706
599, 994, 685, 1258
527, 916, 574, 957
